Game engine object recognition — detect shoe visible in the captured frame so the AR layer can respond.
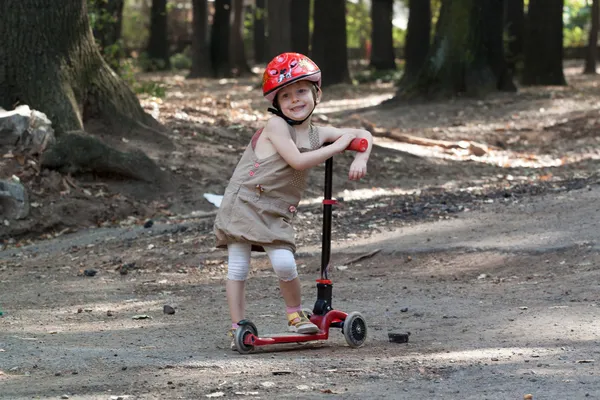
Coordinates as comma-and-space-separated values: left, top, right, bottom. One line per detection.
287, 310, 319, 334
228, 328, 237, 351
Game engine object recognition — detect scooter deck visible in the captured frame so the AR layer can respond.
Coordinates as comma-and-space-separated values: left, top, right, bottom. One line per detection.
246, 331, 329, 345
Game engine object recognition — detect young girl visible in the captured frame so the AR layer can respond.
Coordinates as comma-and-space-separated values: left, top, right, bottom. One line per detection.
213, 52, 373, 348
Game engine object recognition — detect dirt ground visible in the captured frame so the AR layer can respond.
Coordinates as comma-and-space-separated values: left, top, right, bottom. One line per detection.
1, 61, 600, 399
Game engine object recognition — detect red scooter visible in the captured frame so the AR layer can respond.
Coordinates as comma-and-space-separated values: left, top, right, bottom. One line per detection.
233, 138, 369, 354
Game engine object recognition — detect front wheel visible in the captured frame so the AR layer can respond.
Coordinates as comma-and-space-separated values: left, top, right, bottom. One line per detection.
234, 321, 258, 354
343, 312, 367, 348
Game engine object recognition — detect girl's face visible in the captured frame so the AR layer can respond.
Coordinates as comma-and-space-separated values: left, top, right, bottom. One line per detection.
276, 80, 320, 122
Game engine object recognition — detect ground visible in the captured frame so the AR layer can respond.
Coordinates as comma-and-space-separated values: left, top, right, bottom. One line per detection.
1, 62, 600, 399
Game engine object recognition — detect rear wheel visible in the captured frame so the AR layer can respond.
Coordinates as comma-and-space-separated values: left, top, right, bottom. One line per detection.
343, 312, 367, 348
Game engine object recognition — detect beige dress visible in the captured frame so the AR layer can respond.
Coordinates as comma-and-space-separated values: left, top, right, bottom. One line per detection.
214, 124, 321, 253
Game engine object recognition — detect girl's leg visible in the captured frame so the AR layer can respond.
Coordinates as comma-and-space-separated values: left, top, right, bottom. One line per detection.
226, 243, 252, 325
265, 246, 318, 333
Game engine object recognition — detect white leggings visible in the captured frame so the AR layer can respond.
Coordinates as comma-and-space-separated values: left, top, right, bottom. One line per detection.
227, 243, 298, 282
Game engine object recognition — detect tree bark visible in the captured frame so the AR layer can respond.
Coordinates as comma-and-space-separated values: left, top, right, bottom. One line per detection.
522, 0, 566, 85
0, 0, 169, 181
311, 0, 351, 86
146, 0, 171, 70
370, 0, 396, 70
253, 0, 267, 63
504, 0, 524, 75
401, 0, 431, 83
188, 0, 212, 78
584, 0, 599, 74
290, 0, 310, 55
396, 0, 515, 99
267, 0, 292, 60
229, 0, 251, 76
210, 0, 232, 77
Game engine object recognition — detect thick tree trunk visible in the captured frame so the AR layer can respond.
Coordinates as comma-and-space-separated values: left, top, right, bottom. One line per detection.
584, 0, 599, 74
210, 0, 232, 77
146, 0, 171, 70
267, 0, 292, 60
522, 0, 566, 85
229, 0, 251, 76
401, 0, 431, 83
396, 0, 515, 99
504, 0, 524, 75
311, 0, 351, 86
0, 0, 169, 181
253, 0, 267, 63
188, 0, 212, 78
290, 0, 310, 55
370, 0, 396, 70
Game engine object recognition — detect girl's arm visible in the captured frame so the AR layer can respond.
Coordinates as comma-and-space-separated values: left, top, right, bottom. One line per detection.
265, 117, 356, 170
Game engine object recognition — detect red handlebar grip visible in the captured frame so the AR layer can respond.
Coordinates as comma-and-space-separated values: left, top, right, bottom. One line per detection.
346, 138, 368, 152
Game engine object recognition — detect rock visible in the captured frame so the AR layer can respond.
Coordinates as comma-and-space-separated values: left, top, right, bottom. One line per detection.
0, 105, 55, 155
0, 179, 29, 220
16, 109, 55, 155
0, 105, 31, 145
163, 305, 175, 315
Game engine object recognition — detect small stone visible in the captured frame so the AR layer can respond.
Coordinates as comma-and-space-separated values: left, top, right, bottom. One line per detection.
61, 395, 70, 399
400, 307, 408, 312
163, 305, 175, 315
83, 269, 97, 277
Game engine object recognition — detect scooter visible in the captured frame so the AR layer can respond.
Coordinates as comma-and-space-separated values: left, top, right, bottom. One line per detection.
233, 138, 369, 354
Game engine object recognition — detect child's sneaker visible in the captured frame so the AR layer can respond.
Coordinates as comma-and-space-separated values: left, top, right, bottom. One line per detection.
228, 329, 237, 351
287, 310, 318, 334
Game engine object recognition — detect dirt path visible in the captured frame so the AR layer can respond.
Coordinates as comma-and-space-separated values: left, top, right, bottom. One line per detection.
1, 185, 599, 399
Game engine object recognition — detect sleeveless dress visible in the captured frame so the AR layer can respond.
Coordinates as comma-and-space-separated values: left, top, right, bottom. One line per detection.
214, 124, 321, 253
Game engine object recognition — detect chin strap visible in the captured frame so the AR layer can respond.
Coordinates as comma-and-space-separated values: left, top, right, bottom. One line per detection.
268, 106, 315, 126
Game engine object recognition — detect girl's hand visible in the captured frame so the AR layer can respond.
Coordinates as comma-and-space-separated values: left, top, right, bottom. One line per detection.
349, 158, 367, 180
334, 133, 356, 152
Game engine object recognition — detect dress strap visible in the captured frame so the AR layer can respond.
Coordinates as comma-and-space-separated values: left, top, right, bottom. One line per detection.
308, 125, 321, 150
286, 123, 297, 143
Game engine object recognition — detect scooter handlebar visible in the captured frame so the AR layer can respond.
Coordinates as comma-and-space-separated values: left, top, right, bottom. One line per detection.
345, 138, 368, 152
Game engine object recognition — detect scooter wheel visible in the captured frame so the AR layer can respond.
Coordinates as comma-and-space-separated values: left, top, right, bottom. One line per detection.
343, 312, 367, 348
234, 322, 258, 354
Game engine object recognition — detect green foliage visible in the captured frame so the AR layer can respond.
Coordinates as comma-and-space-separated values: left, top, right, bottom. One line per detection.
121, 1, 150, 51
119, 59, 167, 98
563, 0, 590, 47
346, 0, 371, 49
170, 50, 193, 70
354, 66, 404, 84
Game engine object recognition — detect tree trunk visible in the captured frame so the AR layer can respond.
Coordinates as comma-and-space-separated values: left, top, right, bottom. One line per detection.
504, 0, 524, 75
522, 0, 566, 85
584, 0, 599, 74
290, 0, 310, 55
229, 0, 251, 76
370, 0, 396, 70
253, 0, 267, 63
396, 0, 515, 99
146, 0, 171, 70
0, 0, 169, 181
311, 0, 351, 86
210, 0, 232, 77
267, 0, 292, 60
89, 0, 125, 70
188, 0, 212, 78
401, 0, 431, 83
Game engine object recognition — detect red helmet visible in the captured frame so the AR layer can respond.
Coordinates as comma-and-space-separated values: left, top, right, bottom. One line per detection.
262, 52, 321, 103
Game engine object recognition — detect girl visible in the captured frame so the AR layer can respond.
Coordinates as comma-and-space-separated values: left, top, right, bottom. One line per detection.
213, 53, 373, 348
